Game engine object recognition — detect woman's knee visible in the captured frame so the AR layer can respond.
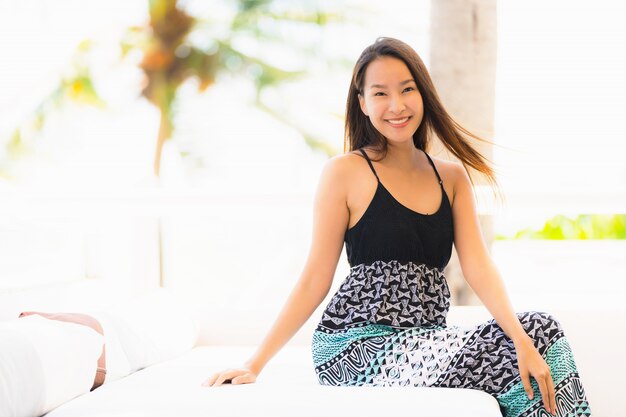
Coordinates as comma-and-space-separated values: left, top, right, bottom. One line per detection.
517, 310, 562, 331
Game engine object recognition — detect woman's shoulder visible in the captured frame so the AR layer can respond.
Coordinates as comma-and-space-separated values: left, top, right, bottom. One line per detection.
325, 149, 370, 173
426, 154, 467, 203
317, 150, 371, 191
425, 153, 463, 176
318, 152, 355, 182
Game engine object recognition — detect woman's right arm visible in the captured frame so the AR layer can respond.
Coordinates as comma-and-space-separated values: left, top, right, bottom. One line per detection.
202, 155, 351, 387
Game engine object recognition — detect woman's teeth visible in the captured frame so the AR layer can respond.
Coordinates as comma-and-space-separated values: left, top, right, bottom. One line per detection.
387, 117, 409, 125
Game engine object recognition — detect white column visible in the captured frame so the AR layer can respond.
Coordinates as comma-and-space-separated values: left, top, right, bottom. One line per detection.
430, 0, 497, 305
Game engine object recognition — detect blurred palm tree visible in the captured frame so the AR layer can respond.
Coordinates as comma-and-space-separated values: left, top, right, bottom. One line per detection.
1, 0, 342, 179
129, 0, 326, 176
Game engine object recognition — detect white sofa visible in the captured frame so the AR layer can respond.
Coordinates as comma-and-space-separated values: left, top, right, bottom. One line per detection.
0, 282, 621, 417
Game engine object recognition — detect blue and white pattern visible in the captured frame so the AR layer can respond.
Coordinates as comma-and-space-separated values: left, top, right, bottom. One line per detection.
311, 260, 592, 417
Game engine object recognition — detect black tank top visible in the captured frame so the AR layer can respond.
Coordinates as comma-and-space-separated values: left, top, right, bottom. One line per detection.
344, 148, 454, 271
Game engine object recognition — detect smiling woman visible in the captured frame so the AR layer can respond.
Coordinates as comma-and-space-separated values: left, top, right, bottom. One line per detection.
204, 37, 593, 417
343, 38, 497, 193
357, 58, 423, 138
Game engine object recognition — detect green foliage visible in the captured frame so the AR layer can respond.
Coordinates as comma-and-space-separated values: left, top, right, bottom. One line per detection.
496, 214, 626, 240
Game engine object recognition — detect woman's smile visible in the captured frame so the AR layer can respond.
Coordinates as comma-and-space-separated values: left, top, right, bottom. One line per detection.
386, 116, 412, 127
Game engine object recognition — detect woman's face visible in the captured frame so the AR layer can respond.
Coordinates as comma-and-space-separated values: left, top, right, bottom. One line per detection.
358, 56, 424, 145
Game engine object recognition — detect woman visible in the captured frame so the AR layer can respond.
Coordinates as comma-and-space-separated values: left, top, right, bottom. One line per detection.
202, 37, 592, 417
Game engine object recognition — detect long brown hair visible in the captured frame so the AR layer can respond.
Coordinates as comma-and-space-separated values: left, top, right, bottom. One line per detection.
344, 37, 500, 194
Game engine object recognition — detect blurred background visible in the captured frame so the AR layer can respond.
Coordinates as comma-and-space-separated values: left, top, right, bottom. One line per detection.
1, 0, 625, 339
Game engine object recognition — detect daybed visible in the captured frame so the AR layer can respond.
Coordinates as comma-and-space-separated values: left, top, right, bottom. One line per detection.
0, 285, 619, 417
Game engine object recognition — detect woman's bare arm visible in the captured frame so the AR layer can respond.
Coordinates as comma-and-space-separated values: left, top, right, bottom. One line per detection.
450, 162, 557, 413
203, 155, 350, 386
449, 162, 529, 343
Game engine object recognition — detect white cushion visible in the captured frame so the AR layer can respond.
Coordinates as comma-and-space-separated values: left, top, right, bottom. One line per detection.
45, 346, 502, 417
88, 311, 133, 384
102, 288, 199, 373
0, 315, 103, 417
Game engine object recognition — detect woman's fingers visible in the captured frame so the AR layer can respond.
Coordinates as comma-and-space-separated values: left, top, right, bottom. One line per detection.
547, 370, 557, 414
201, 367, 258, 387
201, 374, 216, 387
531, 365, 556, 415
536, 372, 551, 414
201, 369, 235, 387
232, 372, 256, 385
519, 365, 556, 414
515, 341, 557, 415
214, 369, 241, 387
520, 370, 534, 400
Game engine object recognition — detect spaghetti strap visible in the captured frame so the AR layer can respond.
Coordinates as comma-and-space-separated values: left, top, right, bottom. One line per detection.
358, 148, 380, 183
422, 150, 444, 186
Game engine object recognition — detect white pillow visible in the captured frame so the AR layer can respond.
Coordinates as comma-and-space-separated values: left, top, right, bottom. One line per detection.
0, 315, 103, 417
87, 311, 132, 383
103, 288, 199, 372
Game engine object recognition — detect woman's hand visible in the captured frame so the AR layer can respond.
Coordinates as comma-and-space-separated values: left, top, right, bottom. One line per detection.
201, 365, 258, 387
514, 337, 557, 415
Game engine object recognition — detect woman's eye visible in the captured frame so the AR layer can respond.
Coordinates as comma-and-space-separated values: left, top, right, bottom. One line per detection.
373, 88, 414, 96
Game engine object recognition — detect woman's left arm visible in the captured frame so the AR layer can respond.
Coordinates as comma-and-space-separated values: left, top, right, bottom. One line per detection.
449, 162, 557, 415
449, 162, 529, 344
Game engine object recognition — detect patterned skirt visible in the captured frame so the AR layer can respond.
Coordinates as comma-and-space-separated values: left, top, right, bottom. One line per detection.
311, 260, 592, 417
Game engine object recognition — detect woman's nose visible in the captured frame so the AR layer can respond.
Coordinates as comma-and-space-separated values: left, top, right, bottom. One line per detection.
389, 94, 406, 113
